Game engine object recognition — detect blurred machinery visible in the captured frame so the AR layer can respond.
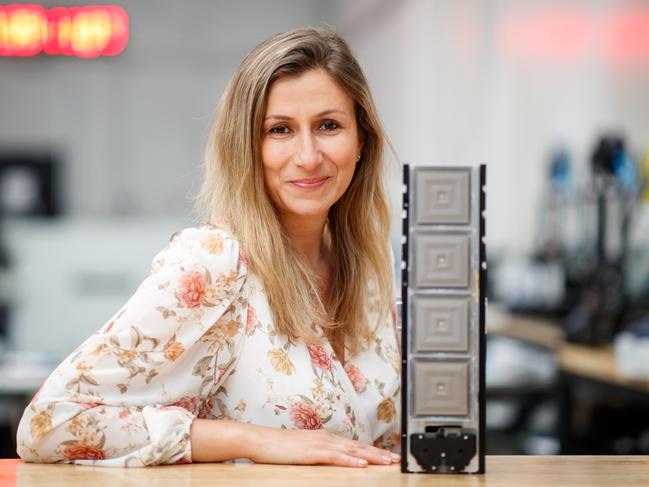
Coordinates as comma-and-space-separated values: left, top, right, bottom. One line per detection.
494, 134, 648, 346
489, 135, 649, 456
562, 135, 638, 344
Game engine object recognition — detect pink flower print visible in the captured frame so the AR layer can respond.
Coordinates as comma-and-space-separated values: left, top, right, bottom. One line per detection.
166, 396, 199, 414
238, 248, 250, 266
344, 363, 368, 393
63, 444, 106, 461
179, 271, 206, 308
289, 402, 323, 430
246, 304, 257, 335
307, 344, 333, 371
198, 398, 214, 419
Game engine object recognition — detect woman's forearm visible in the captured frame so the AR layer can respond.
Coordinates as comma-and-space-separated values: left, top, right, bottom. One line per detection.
189, 418, 400, 467
189, 419, 257, 462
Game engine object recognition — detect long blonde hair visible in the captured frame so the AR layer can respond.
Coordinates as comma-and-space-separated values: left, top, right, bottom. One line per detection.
195, 27, 392, 357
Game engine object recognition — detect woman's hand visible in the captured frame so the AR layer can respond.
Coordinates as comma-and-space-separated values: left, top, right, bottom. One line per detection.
248, 426, 400, 467
190, 419, 400, 467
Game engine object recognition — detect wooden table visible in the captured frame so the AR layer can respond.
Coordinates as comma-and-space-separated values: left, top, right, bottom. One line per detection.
487, 305, 649, 394
486, 306, 564, 351
1, 456, 648, 486
557, 343, 649, 394
487, 306, 649, 453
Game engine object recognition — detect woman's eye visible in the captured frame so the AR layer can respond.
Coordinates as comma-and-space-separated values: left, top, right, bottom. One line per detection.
269, 125, 290, 134
320, 120, 339, 131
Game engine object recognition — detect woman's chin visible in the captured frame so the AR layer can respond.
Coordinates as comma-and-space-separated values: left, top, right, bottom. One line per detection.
282, 203, 331, 220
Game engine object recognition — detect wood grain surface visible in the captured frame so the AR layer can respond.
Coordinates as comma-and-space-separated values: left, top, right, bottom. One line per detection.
2, 456, 648, 486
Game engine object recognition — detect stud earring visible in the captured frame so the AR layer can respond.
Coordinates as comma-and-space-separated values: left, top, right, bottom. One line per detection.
356, 153, 361, 162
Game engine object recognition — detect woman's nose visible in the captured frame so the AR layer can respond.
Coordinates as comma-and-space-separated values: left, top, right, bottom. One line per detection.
294, 132, 322, 169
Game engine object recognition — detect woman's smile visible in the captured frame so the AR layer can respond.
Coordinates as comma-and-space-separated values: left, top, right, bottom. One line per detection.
288, 176, 330, 190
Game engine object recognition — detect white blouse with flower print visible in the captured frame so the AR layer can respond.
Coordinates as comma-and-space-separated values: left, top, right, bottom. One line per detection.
16, 224, 401, 467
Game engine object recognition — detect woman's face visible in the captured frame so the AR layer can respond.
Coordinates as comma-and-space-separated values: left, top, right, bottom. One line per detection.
261, 68, 362, 224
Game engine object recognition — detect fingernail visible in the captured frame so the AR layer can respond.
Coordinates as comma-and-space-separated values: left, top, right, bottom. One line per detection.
357, 458, 368, 466
382, 456, 392, 464
391, 453, 401, 461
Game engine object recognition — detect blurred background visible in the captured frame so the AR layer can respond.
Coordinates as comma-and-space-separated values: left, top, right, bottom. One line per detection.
1, 0, 649, 458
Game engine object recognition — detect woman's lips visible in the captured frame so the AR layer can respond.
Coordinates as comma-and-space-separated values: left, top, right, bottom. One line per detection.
288, 176, 329, 190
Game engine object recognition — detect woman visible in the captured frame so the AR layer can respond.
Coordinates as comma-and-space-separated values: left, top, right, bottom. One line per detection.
16, 26, 401, 468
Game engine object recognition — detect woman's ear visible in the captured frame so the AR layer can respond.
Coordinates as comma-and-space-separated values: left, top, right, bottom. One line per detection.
356, 133, 365, 163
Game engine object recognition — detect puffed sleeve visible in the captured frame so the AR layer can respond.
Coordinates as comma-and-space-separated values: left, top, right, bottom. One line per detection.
16, 225, 248, 467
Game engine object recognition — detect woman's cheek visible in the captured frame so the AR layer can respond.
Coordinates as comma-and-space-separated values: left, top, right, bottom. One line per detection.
261, 142, 281, 169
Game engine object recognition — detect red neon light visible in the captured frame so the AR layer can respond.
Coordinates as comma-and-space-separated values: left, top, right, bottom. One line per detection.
499, 9, 591, 62
0, 4, 128, 58
606, 8, 649, 66
498, 6, 649, 66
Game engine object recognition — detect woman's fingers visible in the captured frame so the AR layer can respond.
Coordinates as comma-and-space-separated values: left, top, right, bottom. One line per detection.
256, 427, 400, 468
366, 445, 400, 464
321, 451, 369, 467
349, 443, 400, 465
333, 437, 399, 465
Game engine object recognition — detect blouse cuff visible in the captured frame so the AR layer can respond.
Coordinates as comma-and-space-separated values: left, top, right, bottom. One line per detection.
141, 405, 195, 465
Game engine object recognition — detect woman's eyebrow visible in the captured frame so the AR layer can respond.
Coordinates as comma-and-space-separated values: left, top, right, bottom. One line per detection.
264, 109, 348, 121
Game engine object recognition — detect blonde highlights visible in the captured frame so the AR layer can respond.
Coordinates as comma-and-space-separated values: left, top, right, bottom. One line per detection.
195, 27, 393, 357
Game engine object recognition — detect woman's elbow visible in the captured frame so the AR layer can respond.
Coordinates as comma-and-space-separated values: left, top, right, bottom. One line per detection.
16, 424, 49, 463
15, 404, 67, 463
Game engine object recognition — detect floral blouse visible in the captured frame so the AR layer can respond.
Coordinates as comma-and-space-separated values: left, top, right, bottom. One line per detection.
16, 224, 401, 467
